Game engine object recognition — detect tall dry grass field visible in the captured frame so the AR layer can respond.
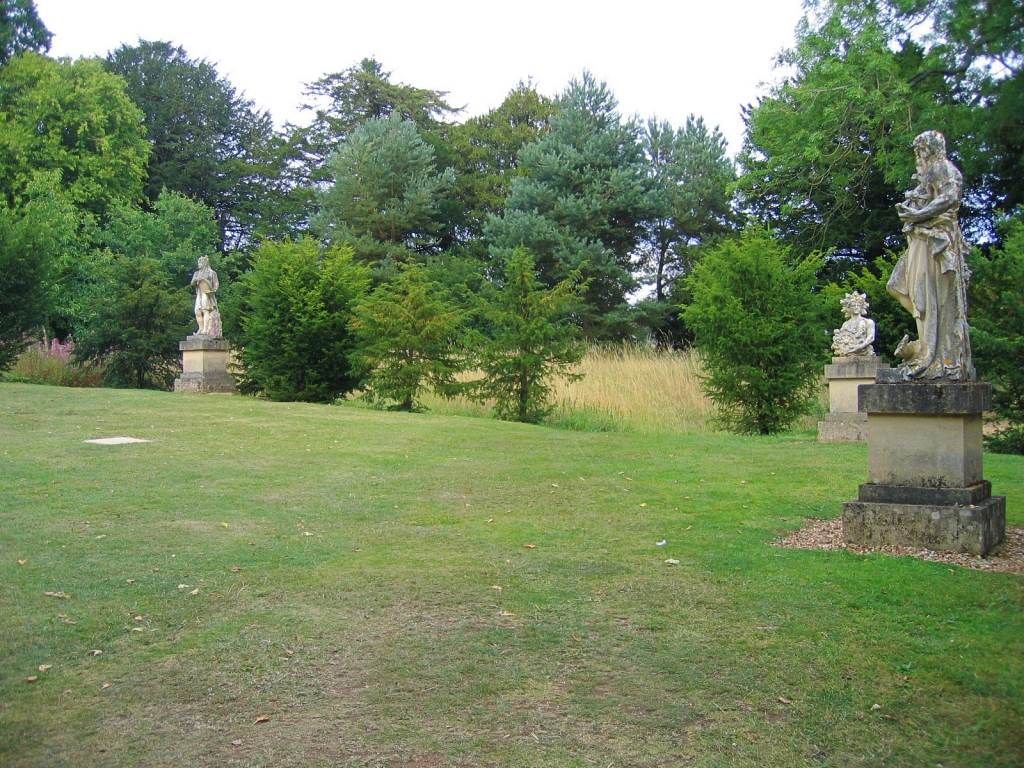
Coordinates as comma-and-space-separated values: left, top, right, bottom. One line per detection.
422, 344, 720, 433
549, 344, 717, 432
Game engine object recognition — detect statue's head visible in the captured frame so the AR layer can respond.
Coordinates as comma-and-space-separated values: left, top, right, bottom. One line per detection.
913, 131, 946, 162
840, 291, 869, 317
198, 255, 210, 268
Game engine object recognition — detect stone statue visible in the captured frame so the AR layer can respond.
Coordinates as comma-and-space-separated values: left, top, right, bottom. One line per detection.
831, 291, 875, 356
887, 130, 974, 380
189, 255, 222, 339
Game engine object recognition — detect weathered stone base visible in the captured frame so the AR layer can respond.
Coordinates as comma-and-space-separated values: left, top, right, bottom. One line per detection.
818, 413, 867, 442
842, 380, 1006, 556
842, 495, 1006, 556
173, 337, 236, 394
174, 371, 237, 393
820, 356, 888, 443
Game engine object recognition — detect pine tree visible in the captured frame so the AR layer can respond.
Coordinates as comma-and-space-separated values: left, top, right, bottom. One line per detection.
313, 114, 454, 268
485, 73, 650, 340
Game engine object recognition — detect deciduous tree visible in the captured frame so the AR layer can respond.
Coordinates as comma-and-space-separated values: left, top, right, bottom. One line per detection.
0, 0, 50, 66
71, 254, 189, 389
70, 191, 220, 388
445, 83, 555, 244
0, 53, 149, 217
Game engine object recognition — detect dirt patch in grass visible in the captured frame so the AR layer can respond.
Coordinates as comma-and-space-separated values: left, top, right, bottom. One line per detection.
775, 518, 1024, 574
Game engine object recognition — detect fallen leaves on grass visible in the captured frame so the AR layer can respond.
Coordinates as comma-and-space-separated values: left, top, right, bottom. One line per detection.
125, 579, 135, 584
254, 715, 270, 724
774, 519, 1024, 574
18, 559, 26, 565
101, 683, 111, 690
778, 697, 791, 704
231, 740, 242, 746
38, 665, 52, 673
44, 591, 70, 599
189, 588, 200, 596
230, 567, 241, 572
664, 559, 680, 566
499, 611, 516, 617
490, 585, 502, 592
88, 650, 102, 656
524, 544, 536, 549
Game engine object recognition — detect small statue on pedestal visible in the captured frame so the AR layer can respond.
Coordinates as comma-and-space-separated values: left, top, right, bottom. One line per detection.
175, 255, 234, 394
190, 255, 222, 339
831, 291, 875, 357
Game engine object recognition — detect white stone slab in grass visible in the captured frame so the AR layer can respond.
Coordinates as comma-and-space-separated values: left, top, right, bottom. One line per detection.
82, 437, 152, 445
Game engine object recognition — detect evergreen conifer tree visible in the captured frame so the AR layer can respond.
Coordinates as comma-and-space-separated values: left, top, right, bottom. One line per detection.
485, 73, 650, 340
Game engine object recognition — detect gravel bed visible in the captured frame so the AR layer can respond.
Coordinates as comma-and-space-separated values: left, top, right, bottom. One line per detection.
773, 518, 1024, 574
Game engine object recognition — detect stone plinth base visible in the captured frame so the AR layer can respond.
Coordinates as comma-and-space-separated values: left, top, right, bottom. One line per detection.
174, 337, 236, 394
843, 495, 1005, 556
820, 356, 888, 443
818, 412, 867, 442
843, 381, 1005, 555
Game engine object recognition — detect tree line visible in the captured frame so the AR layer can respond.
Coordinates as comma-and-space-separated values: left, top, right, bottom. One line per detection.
1, 0, 1021, 443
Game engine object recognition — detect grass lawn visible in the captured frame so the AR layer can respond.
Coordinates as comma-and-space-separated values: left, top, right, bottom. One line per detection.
1, 382, 1022, 767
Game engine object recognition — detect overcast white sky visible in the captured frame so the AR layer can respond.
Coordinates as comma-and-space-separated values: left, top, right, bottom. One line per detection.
34, 0, 806, 155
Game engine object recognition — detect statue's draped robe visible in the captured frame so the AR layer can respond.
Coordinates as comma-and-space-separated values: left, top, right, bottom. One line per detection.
191, 265, 222, 338
887, 160, 973, 380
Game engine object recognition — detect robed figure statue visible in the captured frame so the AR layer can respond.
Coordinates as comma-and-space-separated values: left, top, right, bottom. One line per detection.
887, 130, 974, 381
190, 255, 222, 339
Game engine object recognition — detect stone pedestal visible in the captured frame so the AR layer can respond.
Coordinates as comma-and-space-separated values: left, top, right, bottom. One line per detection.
173, 337, 236, 394
818, 356, 888, 442
842, 381, 1005, 555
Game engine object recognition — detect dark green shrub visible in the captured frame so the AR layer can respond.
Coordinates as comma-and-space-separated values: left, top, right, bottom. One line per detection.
235, 238, 370, 402
684, 228, 827, 435
970, 212, 1024, 454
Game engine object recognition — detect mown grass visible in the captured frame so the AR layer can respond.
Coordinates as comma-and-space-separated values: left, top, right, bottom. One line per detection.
1, 383, 1022, 767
